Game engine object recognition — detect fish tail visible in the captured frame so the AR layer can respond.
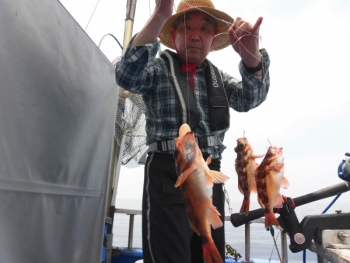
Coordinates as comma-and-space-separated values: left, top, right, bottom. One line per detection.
239, 199, 250, 215
203, 241, 223, 263
264, 211, 279, 229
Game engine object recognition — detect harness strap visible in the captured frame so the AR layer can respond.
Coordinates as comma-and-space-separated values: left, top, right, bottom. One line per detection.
138, 136, 226, 164
157, 140, 176, 152
149, 136, 225, 152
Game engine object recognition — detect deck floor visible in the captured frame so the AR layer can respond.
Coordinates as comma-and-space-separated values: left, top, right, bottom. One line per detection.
325, 247, 350, 263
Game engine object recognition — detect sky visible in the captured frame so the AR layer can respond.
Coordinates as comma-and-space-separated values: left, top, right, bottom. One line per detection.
59, 0, 350, 210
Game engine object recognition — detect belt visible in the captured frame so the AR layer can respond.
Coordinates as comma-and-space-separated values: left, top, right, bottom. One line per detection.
138, 136, 226, 165
148, 136, 224, 152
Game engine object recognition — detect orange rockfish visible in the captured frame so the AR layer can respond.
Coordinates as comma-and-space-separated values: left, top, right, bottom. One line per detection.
255, 146, 289, 229
174, 124, 229, 263
234, 137, 264, 215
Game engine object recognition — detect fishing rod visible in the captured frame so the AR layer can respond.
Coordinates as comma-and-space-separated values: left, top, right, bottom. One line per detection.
231, 182, 350, 227
230, 152, 350, 253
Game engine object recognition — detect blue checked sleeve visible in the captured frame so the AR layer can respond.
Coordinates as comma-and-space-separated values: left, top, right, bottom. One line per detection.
223, 48, 270, 112
115, 36, 161, 95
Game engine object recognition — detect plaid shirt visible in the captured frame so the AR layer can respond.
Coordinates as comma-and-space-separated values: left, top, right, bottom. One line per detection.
115, 39, 270, 159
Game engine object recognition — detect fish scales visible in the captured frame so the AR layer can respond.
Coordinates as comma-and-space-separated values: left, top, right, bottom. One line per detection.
174, 124, 229, 263
255, 146, 289, 229
234, 137, 263, 215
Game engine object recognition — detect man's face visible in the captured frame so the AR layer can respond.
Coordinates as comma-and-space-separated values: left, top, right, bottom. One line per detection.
173, 12, 217, 66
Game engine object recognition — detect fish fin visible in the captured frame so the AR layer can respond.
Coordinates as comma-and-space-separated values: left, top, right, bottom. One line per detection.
252, 154, 265, 159
274, 163, 284, 172
208, 170, 229, 184
250, 182, 257, 193
189, 221, 200, 236
238, 184, 244, 195
205, 155, 212, 165
203, 241, 223, 263
273, 194, 283, 208
174, 168, 196, 187
210, 206, 223, 229
257, 197, 265, 208
204, 170, 214, 188
239, 200, 250, 215
281, 176, 289, 189
264, 211, 279, 229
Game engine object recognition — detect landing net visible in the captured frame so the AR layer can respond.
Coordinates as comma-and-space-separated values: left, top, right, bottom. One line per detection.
115, 87, 147, 167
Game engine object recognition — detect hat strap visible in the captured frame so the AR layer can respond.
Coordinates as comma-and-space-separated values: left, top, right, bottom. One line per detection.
210, 27, 219, 50
170, 28, 179, 53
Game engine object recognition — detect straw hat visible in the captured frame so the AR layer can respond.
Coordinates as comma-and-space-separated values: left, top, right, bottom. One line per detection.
159, 0, 234, 51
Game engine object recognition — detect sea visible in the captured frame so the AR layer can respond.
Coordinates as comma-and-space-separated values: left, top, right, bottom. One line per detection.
112, 198, 349, 263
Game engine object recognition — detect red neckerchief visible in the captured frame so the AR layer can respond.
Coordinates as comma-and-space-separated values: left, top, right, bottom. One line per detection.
181, 62, 196, 92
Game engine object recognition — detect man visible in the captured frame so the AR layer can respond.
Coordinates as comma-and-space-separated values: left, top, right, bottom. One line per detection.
115, 0, 270, 262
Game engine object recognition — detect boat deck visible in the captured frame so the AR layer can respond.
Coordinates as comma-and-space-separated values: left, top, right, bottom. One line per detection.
308, 229, 350, 263
326, 246, 350, 263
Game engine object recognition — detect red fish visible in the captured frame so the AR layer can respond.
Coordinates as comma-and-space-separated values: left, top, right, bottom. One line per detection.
234, 137, 264, 214
255, 146, 289, 228
174, 124, 229, 263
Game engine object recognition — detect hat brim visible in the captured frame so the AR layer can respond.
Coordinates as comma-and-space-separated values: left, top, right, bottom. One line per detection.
159, 7, 234, 51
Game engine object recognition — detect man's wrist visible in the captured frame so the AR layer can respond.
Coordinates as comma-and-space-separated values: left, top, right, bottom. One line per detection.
242, 61, 262, 74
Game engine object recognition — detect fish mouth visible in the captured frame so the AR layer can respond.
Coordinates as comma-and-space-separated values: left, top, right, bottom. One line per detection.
234, 143, 245, 153
270, 146, 283, 154
235, 138, 247, 151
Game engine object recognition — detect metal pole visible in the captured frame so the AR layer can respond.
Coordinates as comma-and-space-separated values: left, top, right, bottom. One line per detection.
244, 223, 252, 262
107, 0, 137, 214
281, 231, 288, 263
111, 135, 126, 206
123, 0, 137, 50
106, 140, 117, 217
127, 214, 135, 249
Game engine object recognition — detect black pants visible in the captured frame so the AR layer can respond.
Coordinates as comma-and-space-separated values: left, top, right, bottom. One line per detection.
142, 151, 225, 263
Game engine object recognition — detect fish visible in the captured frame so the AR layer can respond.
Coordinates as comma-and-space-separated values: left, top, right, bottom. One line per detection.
255, 146, 289, 229
173, 123, 230, 263
234, 137, 264, 215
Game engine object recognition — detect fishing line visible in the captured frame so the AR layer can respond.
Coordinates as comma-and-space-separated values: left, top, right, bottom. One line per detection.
183, 12, 191, 126
175, 1, 193, 127
181, 1, 270, 70
85, 0, 101, 31
268, 227, 282, 263
180, 15, 191, 126
175, 1, 272, 145
179, 2, 271, 141
148, 0, 152, 16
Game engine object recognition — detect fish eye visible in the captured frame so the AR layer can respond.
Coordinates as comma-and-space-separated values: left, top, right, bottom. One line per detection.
173, 150, 178, 159
266, 153, 272, 158
239, 143, 245, 149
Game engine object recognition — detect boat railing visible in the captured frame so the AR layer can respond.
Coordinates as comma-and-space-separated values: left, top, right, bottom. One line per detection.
114, 208, 288, 262
111, 153, 350, 263
114, 208, 142, 250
